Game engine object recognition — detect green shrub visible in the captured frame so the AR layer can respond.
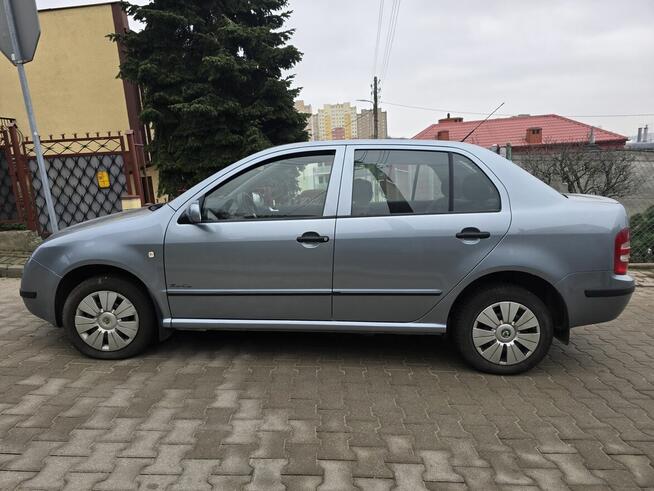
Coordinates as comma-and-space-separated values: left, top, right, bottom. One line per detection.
0, 223, 27, 232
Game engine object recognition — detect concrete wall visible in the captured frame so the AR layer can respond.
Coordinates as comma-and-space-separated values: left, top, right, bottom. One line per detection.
0, 3, 129, 137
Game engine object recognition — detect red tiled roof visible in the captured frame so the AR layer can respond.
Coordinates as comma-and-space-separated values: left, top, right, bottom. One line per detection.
413, 114, 627, 148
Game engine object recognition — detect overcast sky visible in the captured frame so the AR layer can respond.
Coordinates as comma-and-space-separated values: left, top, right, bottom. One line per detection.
286, 0, 653, 138
38, 0, 654, 138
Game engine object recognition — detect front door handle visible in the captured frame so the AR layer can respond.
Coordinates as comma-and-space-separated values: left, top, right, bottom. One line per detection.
456, 227, 491, 240
297, 231, 330, 244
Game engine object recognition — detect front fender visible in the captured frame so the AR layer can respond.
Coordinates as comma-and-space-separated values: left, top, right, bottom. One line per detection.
28, 207, 174, 327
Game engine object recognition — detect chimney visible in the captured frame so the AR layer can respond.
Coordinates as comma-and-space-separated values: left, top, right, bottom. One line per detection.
438, 113, 463, 124
644, 125, 649, 142
526, 127, 542, 145
436, 130, 450, 141
637, 127, 643, 142
588, 127, 595, 145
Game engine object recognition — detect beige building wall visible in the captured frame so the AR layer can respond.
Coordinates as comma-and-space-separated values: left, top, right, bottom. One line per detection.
307, 102, 389, 141
294, 100, 314, 140
357, 108, 388, 139
313, 103, 358, 141
0, 3, 130, 137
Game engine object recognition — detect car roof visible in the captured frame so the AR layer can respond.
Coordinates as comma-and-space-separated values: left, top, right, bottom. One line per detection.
268, 139, 480, 151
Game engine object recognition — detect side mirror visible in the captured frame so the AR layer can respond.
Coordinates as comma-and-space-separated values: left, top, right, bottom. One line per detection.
187, 201, 202, 224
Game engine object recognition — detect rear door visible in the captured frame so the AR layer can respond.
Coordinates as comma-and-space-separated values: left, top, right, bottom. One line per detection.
332, 145, 511, 322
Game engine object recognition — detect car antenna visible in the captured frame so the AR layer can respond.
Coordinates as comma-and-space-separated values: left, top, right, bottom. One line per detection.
460, 102, 505, 142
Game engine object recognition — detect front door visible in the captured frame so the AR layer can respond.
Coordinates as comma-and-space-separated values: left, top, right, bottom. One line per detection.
164, 148, 343, 320
333, 146, 511, 322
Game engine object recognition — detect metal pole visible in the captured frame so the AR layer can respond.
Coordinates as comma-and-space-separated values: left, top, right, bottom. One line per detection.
3, 0, 58, 232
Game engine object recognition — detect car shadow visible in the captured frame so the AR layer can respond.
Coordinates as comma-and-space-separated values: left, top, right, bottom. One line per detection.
141, 327, 580, 377
148, 329, 468, 370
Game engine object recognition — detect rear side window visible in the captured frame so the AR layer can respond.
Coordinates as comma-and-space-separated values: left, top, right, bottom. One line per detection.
452, 153, 501, 213
352, 150, 449, 216
351, 150, 500, 216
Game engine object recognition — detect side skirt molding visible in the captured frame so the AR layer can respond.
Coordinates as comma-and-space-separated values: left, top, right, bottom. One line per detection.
162, 318, 447, 334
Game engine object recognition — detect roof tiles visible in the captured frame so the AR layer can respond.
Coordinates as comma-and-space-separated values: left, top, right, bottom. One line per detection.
413, 114, 627, 148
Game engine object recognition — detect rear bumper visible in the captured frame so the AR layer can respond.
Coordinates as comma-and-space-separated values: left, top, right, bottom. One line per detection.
556, 271, 635, 328
584, 286, 635, 298
20, 257, 61, 326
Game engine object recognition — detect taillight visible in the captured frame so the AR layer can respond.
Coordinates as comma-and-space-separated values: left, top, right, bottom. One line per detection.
614, 228, 630, 275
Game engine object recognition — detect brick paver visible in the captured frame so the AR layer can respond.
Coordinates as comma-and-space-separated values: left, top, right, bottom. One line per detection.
0, 277, 653, 490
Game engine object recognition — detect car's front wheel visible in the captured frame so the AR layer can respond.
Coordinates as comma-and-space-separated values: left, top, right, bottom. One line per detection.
452, 284, 553, 374
62, 275, 155, 359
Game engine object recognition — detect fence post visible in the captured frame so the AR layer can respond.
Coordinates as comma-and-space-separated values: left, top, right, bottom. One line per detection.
7, 124, 38, 232
124, 131, 145, 206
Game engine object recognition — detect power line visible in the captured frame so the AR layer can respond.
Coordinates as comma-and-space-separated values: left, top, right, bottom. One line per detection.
379, 0, 397, 78
381, 101, 654, 118
379, 0, 396, 77
554, 113, 654, 118
380, 0, 401, 80
382, 101, 513, 116
372, 0, 385, 78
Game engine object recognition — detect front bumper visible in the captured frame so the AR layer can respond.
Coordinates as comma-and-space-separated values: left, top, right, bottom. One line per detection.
556, 271, 635, 328
20, 257, 61, 326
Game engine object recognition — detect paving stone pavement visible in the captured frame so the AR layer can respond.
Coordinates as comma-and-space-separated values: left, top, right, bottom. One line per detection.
1, 277, 654, 490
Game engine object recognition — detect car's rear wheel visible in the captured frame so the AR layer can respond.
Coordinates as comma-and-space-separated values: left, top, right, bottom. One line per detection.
452, 284, 553, 374
62, 275, 155, 359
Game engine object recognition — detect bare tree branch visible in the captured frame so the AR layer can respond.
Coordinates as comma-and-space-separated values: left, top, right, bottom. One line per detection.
515, 140, 637, 199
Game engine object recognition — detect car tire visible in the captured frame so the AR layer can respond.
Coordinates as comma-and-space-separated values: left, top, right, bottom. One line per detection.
452, 284, 553, 375
62, 275, 155, 359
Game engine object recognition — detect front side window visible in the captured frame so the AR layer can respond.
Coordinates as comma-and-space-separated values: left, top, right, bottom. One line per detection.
202, 152, 334, 221
351, 149, 500, 216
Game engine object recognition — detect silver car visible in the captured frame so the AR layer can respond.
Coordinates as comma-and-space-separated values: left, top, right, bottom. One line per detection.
20, 140, 635, 374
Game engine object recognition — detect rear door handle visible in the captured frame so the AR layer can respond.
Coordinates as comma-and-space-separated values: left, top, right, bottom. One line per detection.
456, 227, 491, 240
297, 231, 330, 244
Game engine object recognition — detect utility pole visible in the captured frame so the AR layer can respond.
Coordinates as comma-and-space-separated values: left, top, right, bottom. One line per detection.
372, 76, 379, 139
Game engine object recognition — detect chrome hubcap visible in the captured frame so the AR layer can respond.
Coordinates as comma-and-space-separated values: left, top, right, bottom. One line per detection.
74, 290, 139, 351
472, 301, 541, 365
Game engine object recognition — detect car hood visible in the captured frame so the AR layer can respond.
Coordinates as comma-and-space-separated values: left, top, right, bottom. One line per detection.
42, 207, 157, 243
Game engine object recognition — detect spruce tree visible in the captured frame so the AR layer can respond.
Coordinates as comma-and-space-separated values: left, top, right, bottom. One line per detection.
112, 0, 308, 196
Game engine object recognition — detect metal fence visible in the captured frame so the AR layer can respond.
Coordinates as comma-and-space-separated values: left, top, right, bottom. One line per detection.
23, 134, 132, 233
0, 130, 19, 223
617, 152, 654, 263
630, 205, 654, 263
512, 148, 654, 263
0, 121, 37, 229
0, 121, 146, 235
